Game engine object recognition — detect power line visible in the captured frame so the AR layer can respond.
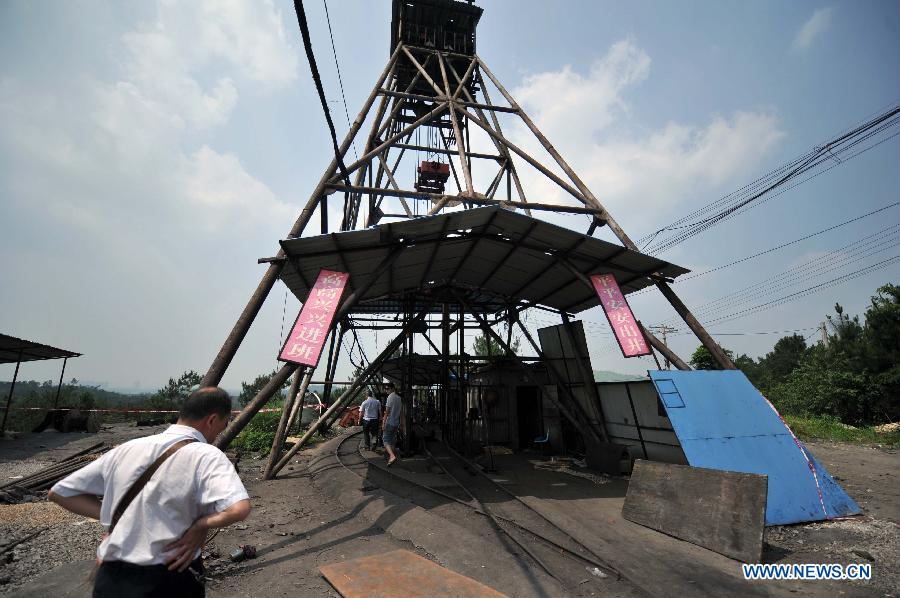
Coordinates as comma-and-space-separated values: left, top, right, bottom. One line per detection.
672, 327, 817, 337
702, 255, 900, 327
675, 201, 899, 283
639, 105, 900, 254
652, 224, 900, 326
631, 201, 900, 297
321, 0, 358, 161
292, 0, 354, 231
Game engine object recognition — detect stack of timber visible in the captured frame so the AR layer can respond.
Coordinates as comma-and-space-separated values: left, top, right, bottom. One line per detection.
0, 442, 109, 503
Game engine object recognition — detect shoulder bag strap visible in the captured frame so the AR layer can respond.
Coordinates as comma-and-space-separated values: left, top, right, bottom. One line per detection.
109, 438, 197, 534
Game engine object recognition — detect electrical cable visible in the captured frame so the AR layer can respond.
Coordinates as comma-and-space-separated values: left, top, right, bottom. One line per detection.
321, 0, 358, 161
656, 228, 900, 325
644, 223, 900, 330
638, 105, 900, 254
630, 201, 900, 299
291, 0, 352, 229
700, 255, 900, 327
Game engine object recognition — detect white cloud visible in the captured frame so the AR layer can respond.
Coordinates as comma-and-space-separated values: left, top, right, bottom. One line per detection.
503, 40, 785, 225
184, 146, 293, 231
513, 40, 650, 149
0, 1, 301, 388
792, 8, 833, 52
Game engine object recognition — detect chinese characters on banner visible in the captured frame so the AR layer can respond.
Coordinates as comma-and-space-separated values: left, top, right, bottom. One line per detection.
590, 273, 651, 358
278, 270, 350, 367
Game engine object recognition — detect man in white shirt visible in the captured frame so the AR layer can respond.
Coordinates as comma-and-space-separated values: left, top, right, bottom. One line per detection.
49, 387, 251, 597
356, 390, 382, 451
382, 383, 402, 466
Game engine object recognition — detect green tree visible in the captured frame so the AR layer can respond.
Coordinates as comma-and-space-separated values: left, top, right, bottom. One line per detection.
147, 370, 202, 411
732, 353, 763, 386
863, 284, 900, 422
863, 284, 900, 371
769, 346, 875, 425
689, 345, 735, 370
238, 370, 291, 407
756, 334, 808, 391
473, 332, 519, 356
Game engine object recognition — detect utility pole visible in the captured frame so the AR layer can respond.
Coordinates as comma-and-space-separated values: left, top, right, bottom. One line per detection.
820, 321, 828, 345
648, 325, 678, 370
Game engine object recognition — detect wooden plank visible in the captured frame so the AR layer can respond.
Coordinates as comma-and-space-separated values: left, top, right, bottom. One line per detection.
319, 549, 507, 597
622, 460, 767, 563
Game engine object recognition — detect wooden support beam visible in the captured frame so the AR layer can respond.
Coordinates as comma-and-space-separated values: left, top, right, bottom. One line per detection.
271, 304, 433, 476
478, 55, 733, 370
457, 292, 603, 445
200, 47, 400, 388
263, 368, 309, 479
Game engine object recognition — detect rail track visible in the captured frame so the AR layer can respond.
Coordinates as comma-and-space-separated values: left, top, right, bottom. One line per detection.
332, 431, 627, 593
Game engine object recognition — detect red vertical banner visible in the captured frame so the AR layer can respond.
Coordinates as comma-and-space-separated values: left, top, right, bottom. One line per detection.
590, 273, 651, 358
278, 270, 350, 367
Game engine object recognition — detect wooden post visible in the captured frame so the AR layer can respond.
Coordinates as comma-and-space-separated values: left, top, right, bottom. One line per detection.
53, 357, 68, 409
215, 363, 298, 450
264, 368, 309, 479
478, 56, 734, 370
201, 48, 400, 388
1, 351, 23, 434
271, 305, 432, 476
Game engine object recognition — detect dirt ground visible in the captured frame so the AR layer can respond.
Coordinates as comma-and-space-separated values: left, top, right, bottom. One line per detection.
0, 426, 897, 596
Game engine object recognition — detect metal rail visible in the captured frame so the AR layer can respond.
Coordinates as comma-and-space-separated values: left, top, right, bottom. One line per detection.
331, 431, 624, 587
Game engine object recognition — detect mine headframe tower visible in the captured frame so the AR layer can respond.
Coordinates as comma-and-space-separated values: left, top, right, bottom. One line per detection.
201, 0, 737, 475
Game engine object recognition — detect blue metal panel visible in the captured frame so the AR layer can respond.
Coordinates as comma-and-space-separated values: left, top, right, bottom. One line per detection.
660, 392, 685, 408
650, 370, 861, 525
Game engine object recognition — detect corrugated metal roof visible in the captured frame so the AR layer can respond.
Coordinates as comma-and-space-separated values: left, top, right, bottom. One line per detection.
0, 334, 81, 364
278, 207, 688, 314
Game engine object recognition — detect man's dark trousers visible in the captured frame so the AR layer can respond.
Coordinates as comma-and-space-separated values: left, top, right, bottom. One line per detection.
362, 418, 380, 450
94, 559, 204, 597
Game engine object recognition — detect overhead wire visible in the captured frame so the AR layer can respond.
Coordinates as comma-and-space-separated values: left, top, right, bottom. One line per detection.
652, 226, 900, 327
630, 201, 900, 298
321, 0, 358, 161
641, 107, 899, 244
638, 105, 900, 254
291, 0, 353, 229
700, 255, 900, 327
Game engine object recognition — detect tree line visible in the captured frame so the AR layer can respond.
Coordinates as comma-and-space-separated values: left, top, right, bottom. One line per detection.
690, 283, 899, 426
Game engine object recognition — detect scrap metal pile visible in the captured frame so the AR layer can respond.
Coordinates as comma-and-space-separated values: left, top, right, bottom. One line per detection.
0, 442, 109, 503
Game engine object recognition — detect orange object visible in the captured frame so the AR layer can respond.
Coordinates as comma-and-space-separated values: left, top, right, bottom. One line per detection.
339, 405, 361, 428
320, 549, 506, 597
416, 160, 451, 193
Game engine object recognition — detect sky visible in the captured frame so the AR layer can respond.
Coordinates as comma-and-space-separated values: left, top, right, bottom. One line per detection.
1, 0, 898, 392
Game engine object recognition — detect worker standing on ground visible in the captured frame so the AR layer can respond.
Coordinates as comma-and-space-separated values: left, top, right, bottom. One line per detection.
357, 389, 382, 451
382, 382, 402, 466
49, 387, 251, 597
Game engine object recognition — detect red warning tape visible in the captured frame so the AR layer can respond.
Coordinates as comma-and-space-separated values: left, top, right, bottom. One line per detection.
0, 406, 282, 414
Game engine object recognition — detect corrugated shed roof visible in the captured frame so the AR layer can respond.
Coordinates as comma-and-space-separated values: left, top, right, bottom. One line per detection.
0, 334, 81, 364
278, 207, 688, 314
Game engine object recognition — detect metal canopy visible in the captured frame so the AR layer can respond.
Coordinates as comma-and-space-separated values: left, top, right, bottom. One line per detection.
278, 207, 688, 314
0, 334, 81, 365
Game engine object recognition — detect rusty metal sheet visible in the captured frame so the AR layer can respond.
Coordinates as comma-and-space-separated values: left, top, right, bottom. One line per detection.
320, 549, 506, 597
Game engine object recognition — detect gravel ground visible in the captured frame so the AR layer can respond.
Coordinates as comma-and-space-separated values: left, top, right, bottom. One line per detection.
1, 428, 897, 596
0, 462, 54, 485
0, 503, 103, 593
764, 516, 899, 595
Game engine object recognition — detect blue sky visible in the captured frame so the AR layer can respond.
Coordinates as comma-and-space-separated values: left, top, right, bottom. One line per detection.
1, 0, 898, 391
